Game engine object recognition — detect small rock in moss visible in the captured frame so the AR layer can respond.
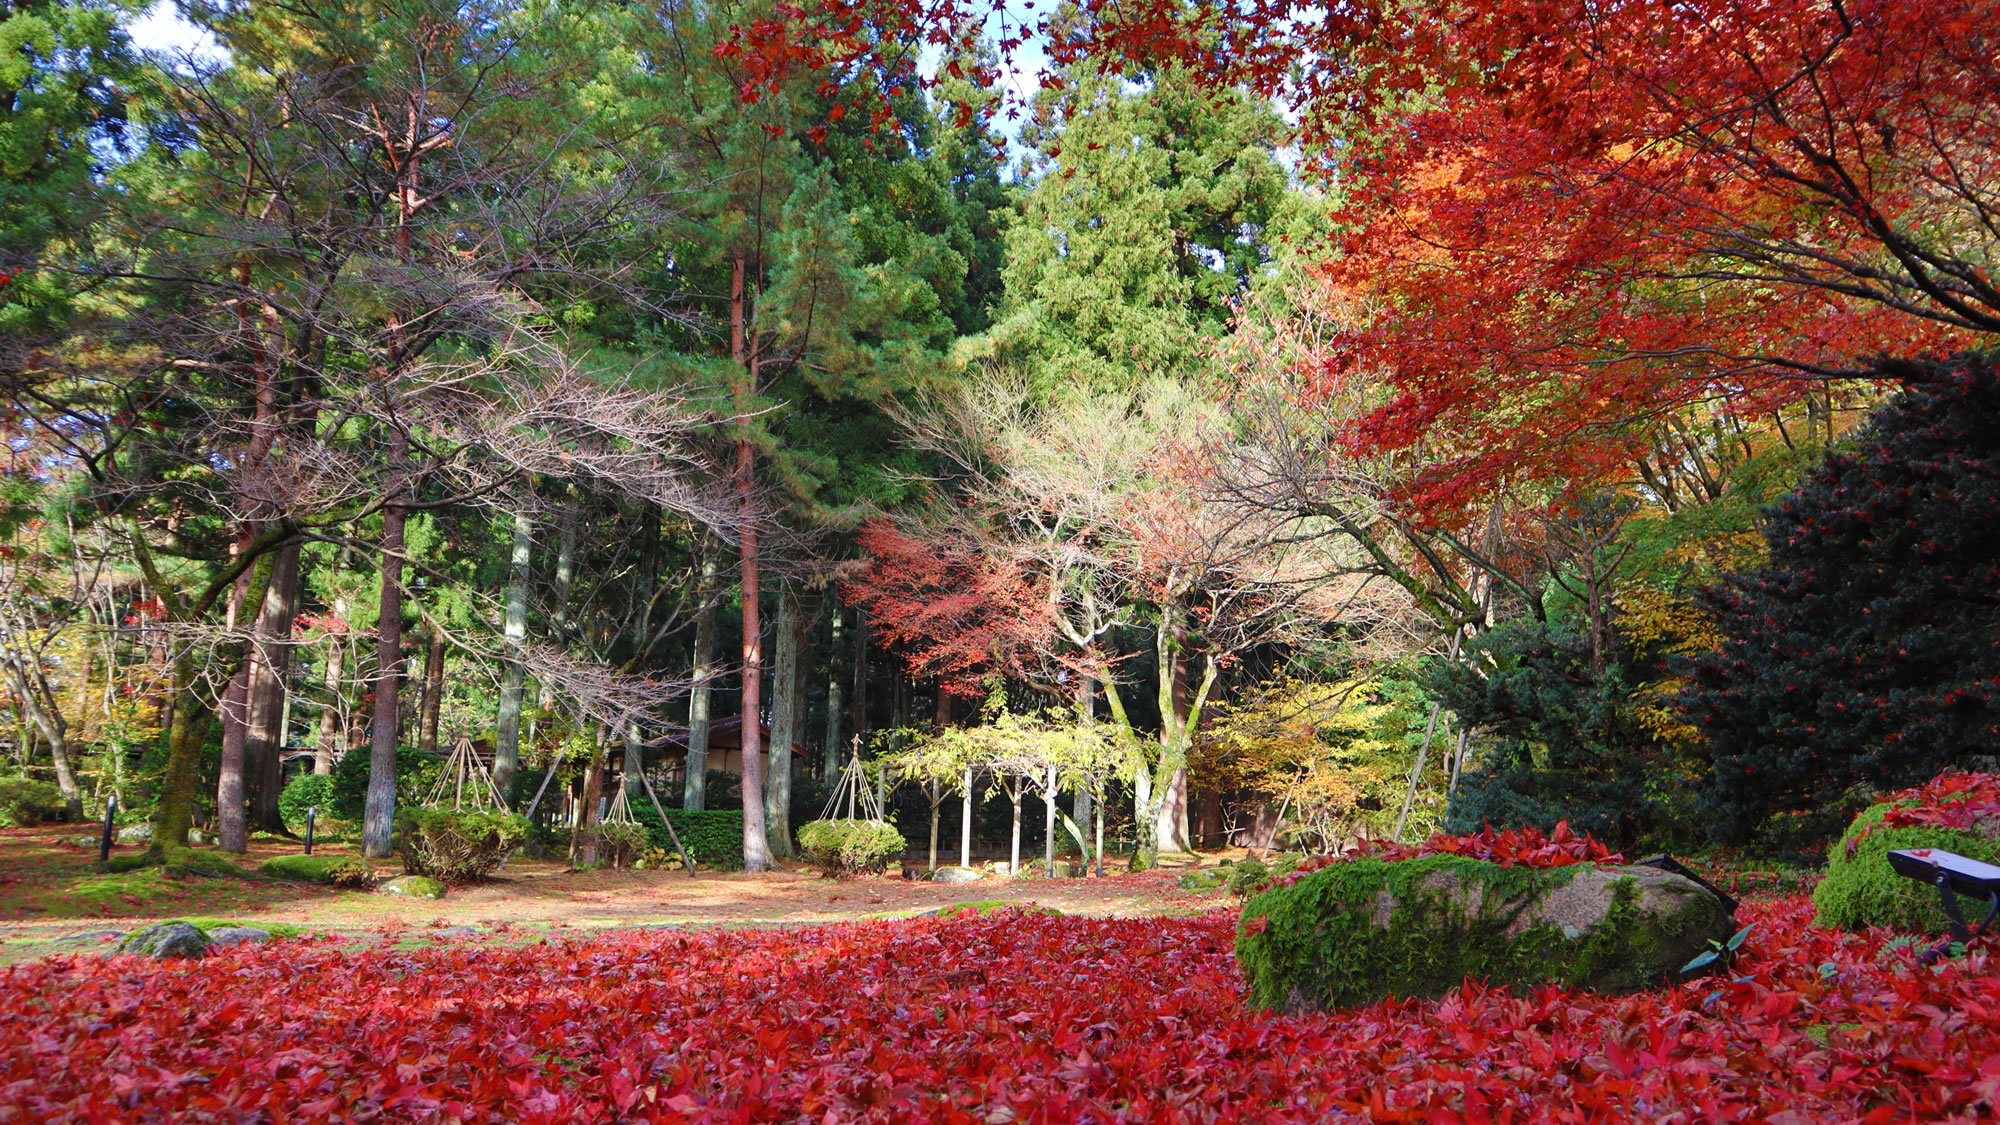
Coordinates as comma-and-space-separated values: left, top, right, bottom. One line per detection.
115, 922, 211, 960
377, 874, 446, 899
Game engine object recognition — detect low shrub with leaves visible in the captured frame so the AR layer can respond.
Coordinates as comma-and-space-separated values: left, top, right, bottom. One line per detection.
3, 898, 1997, 1121
797, 818, 905, 877
278, 774, 338, 835
0, 777, 65, 827
392, 809, 529, 883
594, 822, 650, 869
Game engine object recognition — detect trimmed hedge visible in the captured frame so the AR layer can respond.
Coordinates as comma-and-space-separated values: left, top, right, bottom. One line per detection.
629, 802, 745, 869
393, 808, 530, 882
798, 818, 905, 877
1813, 789, 2000, 934
0, 777, 65, 827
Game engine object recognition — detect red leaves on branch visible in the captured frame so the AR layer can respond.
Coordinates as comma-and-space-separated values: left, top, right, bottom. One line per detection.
845, 516, 1060, 696
4, 899, 1999, 1122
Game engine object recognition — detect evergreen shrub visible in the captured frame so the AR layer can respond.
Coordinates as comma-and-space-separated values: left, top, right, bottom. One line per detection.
0, 777, 65, 826
797, 818, 905, 877
331, 746, 441, 823
278, 774, 337, 834
1684, 354, 2000, 840
393, 808, 529, 882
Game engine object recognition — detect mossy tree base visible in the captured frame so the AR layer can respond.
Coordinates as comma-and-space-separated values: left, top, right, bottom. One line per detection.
106, 846, 250, 879
1235, 855, 1734, 1012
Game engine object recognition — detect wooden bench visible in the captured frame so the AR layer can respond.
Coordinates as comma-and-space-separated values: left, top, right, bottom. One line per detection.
1886, 847, 2000, 960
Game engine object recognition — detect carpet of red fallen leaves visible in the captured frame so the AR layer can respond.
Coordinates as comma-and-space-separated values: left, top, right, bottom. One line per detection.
3, 894, 1997, 1124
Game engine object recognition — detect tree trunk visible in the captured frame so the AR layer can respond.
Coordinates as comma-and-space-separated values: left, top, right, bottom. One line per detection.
684, 551, 716, 810
928, 782, 941, 872
731, 254, 771, 874
572, 733, 606, 867
363, 424, 410, 858
417, 622, 446, 754
215, 655, 255, 852
1009, 788, 1022, 875
1043, 767, 1057, 875
246, 541, 301, 834
1154, 603, 1192, 854
851, 608, 869, 746
4, 664, 82, 821
960, 766, 974, 868
313, 597, 348, 776
823, 602, 842, 779
764, 586, 801, 860
494, 511, 531, 798
148, 651, 213, 851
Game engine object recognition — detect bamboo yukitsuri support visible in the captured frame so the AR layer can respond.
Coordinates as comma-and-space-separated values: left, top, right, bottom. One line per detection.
426, 733, 508, 812
821, 739, 888, 824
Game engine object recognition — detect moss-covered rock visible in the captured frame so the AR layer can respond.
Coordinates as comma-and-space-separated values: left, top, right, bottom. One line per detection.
1235, 855, 1734, 1012
378, 874, 446, 899
115, 921, 212, 959
1813, 790, 2000, 934
260, 854, 376, 887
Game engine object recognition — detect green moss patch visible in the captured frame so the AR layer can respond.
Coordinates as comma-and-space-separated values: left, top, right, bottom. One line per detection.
1813, 795, 2000, 934
1235, 855, 1733, 1012
259, 854, 376, 887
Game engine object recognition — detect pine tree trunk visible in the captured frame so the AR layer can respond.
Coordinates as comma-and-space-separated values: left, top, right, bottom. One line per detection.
495, 511, 531, 798
363, 424, 410, 859
764, 586, 801, 860
246, 542, 301, 833
313, 597, 347, 776
148, 651, 213, 851
823, 603, 843, 780
216, 658, 254, 852
572, 734, 606, 867
684, 552, 716, 810
417, 624, 445, 754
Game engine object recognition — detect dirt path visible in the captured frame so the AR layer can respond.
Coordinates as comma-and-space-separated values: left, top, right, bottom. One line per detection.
0, 825, 1237, 961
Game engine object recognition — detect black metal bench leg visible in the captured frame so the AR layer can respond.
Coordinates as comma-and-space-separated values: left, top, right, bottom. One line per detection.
1922, 880, 2000, 965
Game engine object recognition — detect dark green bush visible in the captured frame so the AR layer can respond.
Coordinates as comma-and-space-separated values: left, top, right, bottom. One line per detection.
260, 853, 375, 887
393, 808, 529, 882
278, 774, 338, 834
332, 745, 441, 823
1684, 354, 2000, 841
797, 818, 905, 877
0, 777, 66, 827
628, 802, 744, 869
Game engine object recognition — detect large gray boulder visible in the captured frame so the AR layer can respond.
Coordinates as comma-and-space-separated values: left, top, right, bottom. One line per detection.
116, 822, 153, 845
115, 922, 212, 960
205, 927, 272, 948
931, 866, 983, 884
1236, 855, 1734, 1012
